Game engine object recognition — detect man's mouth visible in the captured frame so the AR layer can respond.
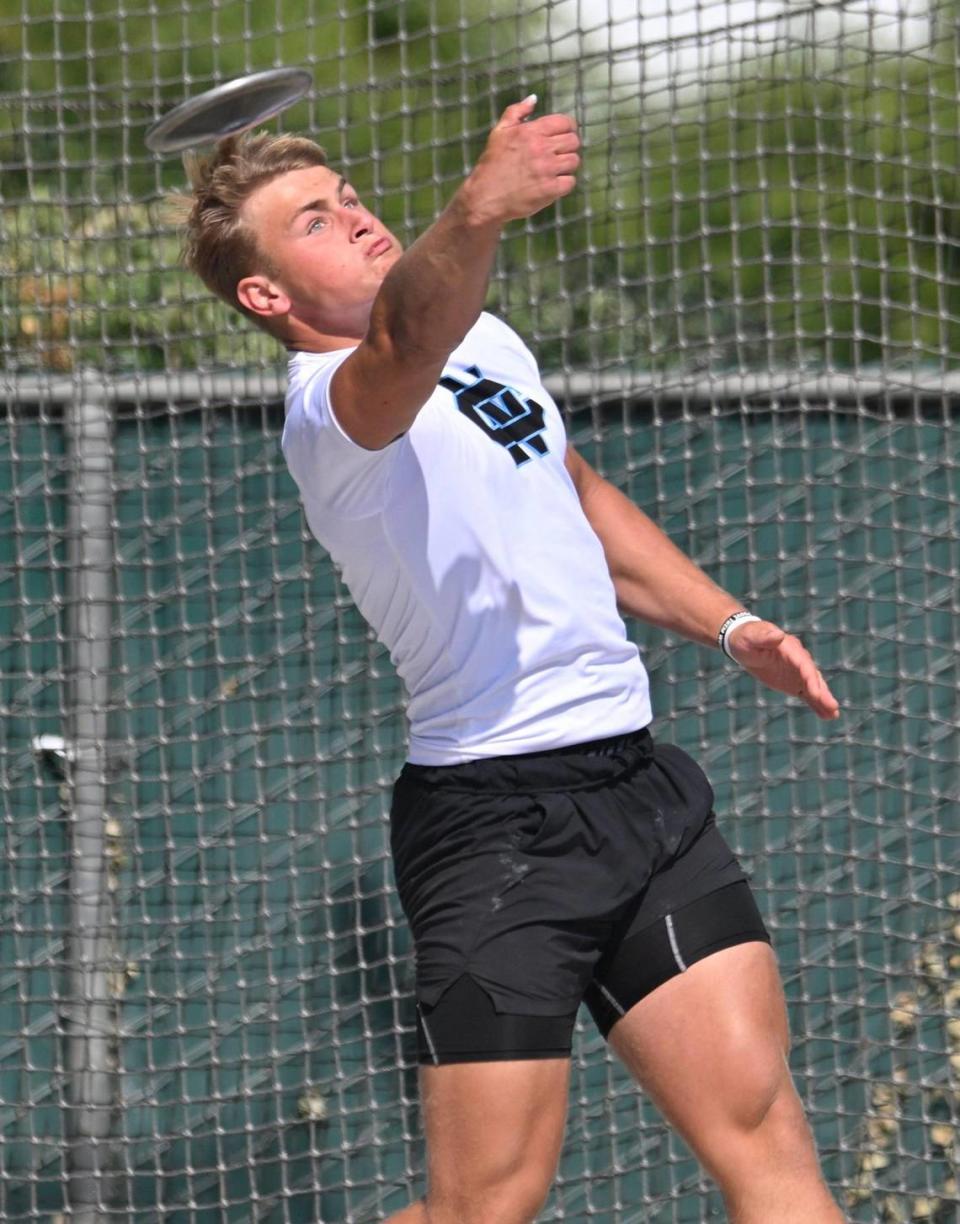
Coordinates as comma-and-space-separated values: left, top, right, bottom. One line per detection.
368, 236, 392, 258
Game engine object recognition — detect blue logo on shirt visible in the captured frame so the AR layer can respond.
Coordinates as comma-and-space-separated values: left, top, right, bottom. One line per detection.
440, 365, 549, 467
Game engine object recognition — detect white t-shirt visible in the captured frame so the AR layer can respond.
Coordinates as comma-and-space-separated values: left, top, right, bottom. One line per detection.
281, 311, 652, 765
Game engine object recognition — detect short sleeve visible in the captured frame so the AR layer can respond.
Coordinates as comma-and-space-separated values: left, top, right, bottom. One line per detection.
281, 349, 402, 520
480, 312, 543, 384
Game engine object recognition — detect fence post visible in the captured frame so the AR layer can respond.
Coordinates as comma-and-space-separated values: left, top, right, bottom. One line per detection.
63, 387, 117, 1224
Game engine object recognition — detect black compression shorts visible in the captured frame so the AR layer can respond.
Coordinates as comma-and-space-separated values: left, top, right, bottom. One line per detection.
389, 728, 770, 1065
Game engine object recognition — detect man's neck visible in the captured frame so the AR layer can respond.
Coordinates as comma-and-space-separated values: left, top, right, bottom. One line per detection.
286, 333, 361, 354
283, 313, 369, 354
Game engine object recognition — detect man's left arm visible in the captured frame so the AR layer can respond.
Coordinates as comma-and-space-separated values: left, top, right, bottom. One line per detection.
565, 446, 840, 721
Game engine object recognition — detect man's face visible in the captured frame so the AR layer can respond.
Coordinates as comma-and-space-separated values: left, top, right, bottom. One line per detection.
240, 164, 402, 338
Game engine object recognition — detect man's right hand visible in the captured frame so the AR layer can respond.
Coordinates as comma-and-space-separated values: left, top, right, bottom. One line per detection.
459, 96, 581, 226
331, 98, 577, 450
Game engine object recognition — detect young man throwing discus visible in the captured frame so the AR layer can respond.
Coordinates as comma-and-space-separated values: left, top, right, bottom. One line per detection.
179, 95, 845, 1222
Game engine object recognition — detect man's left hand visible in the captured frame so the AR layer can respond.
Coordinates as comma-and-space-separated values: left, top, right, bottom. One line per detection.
727, 620, 841, 720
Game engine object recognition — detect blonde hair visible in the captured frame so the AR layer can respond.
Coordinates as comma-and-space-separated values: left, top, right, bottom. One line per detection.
173, 131, 329, 331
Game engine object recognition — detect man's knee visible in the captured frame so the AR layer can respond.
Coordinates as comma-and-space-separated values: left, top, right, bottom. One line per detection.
714, 1050, 824, 1194
426, 1161, 553, 1224
725, 1041, 792, 1134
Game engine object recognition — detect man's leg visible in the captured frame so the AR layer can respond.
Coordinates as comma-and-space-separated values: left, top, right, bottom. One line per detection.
387, 1059, 570, 1224
608, 941, 844, 1224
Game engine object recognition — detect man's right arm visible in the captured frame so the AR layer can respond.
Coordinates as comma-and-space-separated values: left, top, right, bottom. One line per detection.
331, 96, 580, 450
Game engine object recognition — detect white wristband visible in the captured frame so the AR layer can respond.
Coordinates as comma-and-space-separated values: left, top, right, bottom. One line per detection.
717, 611, 761, 660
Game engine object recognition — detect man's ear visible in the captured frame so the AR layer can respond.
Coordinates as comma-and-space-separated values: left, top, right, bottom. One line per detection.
237, 275, 291, 318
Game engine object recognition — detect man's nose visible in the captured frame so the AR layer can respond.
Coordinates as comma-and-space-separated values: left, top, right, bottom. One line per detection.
350, 211, 373, 240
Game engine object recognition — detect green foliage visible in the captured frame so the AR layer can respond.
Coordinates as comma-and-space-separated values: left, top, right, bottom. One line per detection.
0, 194, 276, 372
499, 46, 960, 372
0, 0, 536, 371
2, 1, 960, 372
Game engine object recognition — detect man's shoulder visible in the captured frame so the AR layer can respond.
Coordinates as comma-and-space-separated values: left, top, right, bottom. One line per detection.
286, 343, 356, 382
284, 344, 357, 416
283, 317, 541, 409
456, 312, 541, 379
471, 310, 528, 347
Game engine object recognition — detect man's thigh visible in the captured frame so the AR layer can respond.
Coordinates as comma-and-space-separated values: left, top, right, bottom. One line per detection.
607, 942, 812, 1172
607, 942, 846, 1222
419, 1057, 570, 1217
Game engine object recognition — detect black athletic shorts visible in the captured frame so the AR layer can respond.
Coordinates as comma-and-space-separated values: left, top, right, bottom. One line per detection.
389, 727, 770, 1065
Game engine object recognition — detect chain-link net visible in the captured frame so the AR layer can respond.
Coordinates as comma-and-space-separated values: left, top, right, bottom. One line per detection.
1, 1, 957, 1221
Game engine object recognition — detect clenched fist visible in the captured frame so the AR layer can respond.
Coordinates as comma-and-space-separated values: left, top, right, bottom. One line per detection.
460, 95, 580, 226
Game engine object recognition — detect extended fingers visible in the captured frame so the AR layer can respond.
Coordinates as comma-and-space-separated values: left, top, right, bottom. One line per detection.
781, 635, 841, 720
732, 624, 841, 721
802, 665, 841, 720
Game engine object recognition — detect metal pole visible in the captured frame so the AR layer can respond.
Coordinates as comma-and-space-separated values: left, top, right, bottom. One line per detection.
64, 388, 117, 1224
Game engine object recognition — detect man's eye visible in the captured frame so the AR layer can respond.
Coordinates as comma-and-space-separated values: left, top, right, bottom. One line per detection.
343, 198, 359, 209
307, 216, 327, 233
